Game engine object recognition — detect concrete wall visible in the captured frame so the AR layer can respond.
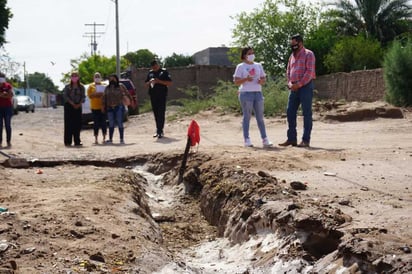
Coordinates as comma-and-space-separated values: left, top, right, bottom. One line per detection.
314, 68, 385, 102
131, 65, 235, 103
131, 66, 386, 105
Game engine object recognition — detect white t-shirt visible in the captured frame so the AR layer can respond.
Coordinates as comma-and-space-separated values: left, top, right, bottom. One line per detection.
233, 62, 266, 92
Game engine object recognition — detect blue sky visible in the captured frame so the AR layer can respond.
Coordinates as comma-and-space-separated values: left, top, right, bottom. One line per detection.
5, 0, 268, 88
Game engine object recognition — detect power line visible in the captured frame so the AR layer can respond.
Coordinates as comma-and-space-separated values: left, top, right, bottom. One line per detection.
84, 22, 105, 55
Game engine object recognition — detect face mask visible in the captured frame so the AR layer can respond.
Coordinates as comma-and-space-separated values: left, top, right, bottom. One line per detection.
71, 76, 79, 82
94, 77, 101, 83
0, 78, 5, 83
291, 44, 299, 52
246, 54, 255, 62
109, 80, 117, 86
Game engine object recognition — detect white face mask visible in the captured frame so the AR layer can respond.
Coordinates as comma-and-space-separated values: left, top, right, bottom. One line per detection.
246, 54, 255, 62
0, 77, 6, 83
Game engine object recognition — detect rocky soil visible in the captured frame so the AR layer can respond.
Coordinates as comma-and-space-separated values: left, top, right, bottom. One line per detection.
0, 101, 411, 273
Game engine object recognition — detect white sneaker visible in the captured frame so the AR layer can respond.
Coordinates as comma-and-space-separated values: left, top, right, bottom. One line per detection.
262, 137, 273, 147
244, 138, 254, 147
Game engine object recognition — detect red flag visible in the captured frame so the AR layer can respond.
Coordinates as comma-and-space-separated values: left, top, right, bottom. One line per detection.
187, 120, 200, 146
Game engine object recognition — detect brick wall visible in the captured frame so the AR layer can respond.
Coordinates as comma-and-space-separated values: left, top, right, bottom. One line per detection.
131, 66, 386, 104
314, 68, 385, 102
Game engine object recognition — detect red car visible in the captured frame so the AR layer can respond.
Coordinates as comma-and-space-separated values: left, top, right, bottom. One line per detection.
120, 79, 139, 115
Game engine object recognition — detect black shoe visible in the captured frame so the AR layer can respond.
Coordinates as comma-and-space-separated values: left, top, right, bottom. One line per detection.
278, 140, 297, 147
157, 132, 164, 138
74, 143, 83, 146
297, 141, 310, 148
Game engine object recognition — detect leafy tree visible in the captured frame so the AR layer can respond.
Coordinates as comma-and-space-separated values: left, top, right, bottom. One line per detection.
305, 20, 341, 75
327, 0, 412, 45
163, 53, 193, 67
26, 72, 58, 93
383, 37, 412, 106
324, 35, 383, 72
0, 0, 12, 47
0, 47, 20, 78
231, 0, 319, 75
123, 49, 157, 68
63, 54, 128, 84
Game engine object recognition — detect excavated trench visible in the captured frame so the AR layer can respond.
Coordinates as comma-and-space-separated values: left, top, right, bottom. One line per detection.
21, 152, 412, 273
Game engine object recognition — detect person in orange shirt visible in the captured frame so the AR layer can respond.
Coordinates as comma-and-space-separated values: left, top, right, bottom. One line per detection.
87, 72, 107, 144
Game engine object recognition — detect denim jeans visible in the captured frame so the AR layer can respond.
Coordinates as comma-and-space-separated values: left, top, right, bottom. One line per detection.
286, 81, 313, 143
0, 106, 13, 144
107, 105, 125, 141
238, 91, 268, 140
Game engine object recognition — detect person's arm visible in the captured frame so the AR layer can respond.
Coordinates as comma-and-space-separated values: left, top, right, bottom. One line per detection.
298, 50, 316, 88
88, 84, 101, 98
153, 78, 172, 86
233, 64, 253, 86
234, 76, 253, 86
154, 70, 172, 86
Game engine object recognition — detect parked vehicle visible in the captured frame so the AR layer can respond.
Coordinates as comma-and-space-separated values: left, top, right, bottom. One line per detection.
16, 95, 35, 113
119, 79, 139, 115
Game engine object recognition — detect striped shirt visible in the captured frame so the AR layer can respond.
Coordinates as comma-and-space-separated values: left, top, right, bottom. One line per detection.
287, 47, 316, 88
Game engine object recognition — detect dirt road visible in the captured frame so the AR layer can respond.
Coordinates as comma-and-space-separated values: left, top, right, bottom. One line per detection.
0, 103, 411, 273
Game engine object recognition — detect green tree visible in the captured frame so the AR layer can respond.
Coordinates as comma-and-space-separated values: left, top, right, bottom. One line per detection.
305, 20, 341, 75
0, 0, 12, 47
27, 72, 58, 93
0, 47, 20, 78
383, 37, 412, 106
324, 35, 383, 72
63, 54, 128, 84
231, 0, 319, 75
123, 49, 157, 68
327, 0, 412, 45
163, 53, 193, 67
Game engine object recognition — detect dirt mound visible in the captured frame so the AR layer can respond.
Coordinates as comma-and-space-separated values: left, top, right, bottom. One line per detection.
315, 101, 404, 122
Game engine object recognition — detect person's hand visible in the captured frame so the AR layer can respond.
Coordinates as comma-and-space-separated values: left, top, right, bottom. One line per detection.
290, 83, 300, 91
246, 75, 253, 82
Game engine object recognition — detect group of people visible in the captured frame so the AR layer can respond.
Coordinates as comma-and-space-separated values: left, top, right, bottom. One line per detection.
0, 34, 314, 149
234, 34, 316, 148
63, 59, 171, 146
63, 72, 132, 146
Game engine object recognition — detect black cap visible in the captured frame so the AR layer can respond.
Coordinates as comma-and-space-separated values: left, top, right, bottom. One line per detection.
150, 60, 158, 66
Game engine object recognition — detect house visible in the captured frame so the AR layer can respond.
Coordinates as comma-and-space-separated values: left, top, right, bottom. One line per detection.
14, 88, 45, 107
193, 47, 235, 66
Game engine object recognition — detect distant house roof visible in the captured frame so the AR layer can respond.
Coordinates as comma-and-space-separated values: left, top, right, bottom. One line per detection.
193, 47, 235, 66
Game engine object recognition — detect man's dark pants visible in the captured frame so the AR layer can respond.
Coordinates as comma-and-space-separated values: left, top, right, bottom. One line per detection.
286, 81, 313, 144
150, 91, 167, 135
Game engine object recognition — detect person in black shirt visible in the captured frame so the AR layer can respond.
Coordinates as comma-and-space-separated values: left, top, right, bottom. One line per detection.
144, 60, 172, 138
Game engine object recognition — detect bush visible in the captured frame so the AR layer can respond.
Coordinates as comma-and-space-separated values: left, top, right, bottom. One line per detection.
383, 38, 412, 106
324, 35, 383, 73
261, 78, 289, 117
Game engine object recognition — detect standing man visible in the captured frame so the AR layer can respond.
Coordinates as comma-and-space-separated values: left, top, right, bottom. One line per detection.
279, 34, 316, 148
0, 72, 14, 148
145, 60, 172, 138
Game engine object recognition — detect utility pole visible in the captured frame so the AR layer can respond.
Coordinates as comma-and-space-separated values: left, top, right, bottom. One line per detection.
23, 62, 26, 95
84, 22, 105, 55
114, 0, 120, 79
